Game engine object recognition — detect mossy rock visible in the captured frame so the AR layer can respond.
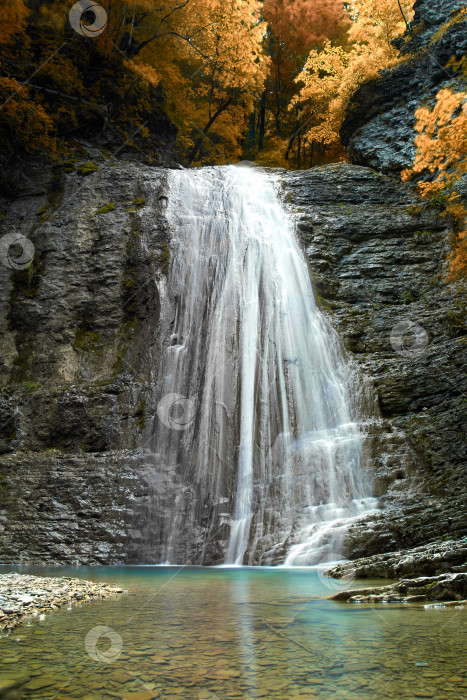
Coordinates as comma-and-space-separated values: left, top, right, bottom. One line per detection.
95, 202, 115, 215
11, 262, 40, 299
73, 328, 103, 353
77, 162, 100, 176
157, 242, 170, 276
125, 197, 146, 212
36, 205, 49, 222
135, 399, 146, 430
48, 169, 65, 208
63, 160, 77, 173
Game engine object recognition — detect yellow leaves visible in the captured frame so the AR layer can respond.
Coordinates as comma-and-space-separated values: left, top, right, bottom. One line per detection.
0, 79, 55, 153
403, 88, 467, 184
291, 0, 416, 154
255, 135, 289, 168
131, 63, 160, 88
347, 0, 413, 54
0, 0, 29, 45
402, 87, 467, 277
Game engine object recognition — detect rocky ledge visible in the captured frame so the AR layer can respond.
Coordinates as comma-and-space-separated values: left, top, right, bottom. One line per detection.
0, 573, 126, 632
325, 537, 467, 580
331, 572, 467, 605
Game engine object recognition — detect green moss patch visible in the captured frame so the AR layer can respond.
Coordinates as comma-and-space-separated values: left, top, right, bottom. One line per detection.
95, 202, 115, 215
77, 161, 100, 176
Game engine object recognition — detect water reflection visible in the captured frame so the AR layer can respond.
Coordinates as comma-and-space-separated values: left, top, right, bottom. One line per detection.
0, 566, 465, 699
230, 570, 258, 699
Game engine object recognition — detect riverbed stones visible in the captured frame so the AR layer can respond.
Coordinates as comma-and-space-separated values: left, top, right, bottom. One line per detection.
0, 673, 30, 700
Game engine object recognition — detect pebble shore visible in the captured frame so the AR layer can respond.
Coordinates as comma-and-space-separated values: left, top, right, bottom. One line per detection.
0, 573, 126, 632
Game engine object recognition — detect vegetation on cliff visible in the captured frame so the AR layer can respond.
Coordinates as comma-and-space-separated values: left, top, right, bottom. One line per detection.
402, 81, 467, 278
0, 0, 465, 272
0, 0, 414, 168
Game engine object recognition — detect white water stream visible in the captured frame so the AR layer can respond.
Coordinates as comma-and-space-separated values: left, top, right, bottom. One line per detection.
150, 165, 377, 565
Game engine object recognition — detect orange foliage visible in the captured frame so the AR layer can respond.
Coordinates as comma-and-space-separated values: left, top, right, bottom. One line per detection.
402, 88, 467, 278
0, 0, 29, 46
290, 0, 415, 158
0, 0, 269, 164
256, 0, 350, 166
0, 79, 55, 153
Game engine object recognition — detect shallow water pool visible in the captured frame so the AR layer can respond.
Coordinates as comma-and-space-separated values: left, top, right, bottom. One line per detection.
0, 565, 465, 699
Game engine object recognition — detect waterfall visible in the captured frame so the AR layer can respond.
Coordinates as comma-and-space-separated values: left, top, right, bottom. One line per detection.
147, 165, 377, 566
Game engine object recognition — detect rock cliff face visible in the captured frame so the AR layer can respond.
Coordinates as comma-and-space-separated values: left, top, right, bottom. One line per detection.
0, 154, 464, 566
0, 155, 170, 563
341, 0, 467, 174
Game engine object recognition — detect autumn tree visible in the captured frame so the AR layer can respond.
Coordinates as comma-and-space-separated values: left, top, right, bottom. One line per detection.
402, 88, 467, 277
0, 0, 269, 164
254, 0, 350, 166
285, 0, 415, 166
0, 0, 29, 46
132, 0, 270, 164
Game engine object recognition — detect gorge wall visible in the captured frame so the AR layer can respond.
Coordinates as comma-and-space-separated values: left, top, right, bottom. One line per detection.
0, 0, 465, 567
280, 165, 466, 562
0, 154, 464, 565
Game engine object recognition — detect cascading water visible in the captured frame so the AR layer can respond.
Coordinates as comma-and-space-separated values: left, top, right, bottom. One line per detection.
145, 165, 378, 566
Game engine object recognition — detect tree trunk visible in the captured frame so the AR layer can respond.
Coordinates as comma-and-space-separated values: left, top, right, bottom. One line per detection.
188, 95, 233, 164
247, 110, 256, 160
258, 90, 267, 152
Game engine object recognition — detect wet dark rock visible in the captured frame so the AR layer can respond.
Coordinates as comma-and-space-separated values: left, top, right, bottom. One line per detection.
0, 158, 169, 564
341, 0, 467, 174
